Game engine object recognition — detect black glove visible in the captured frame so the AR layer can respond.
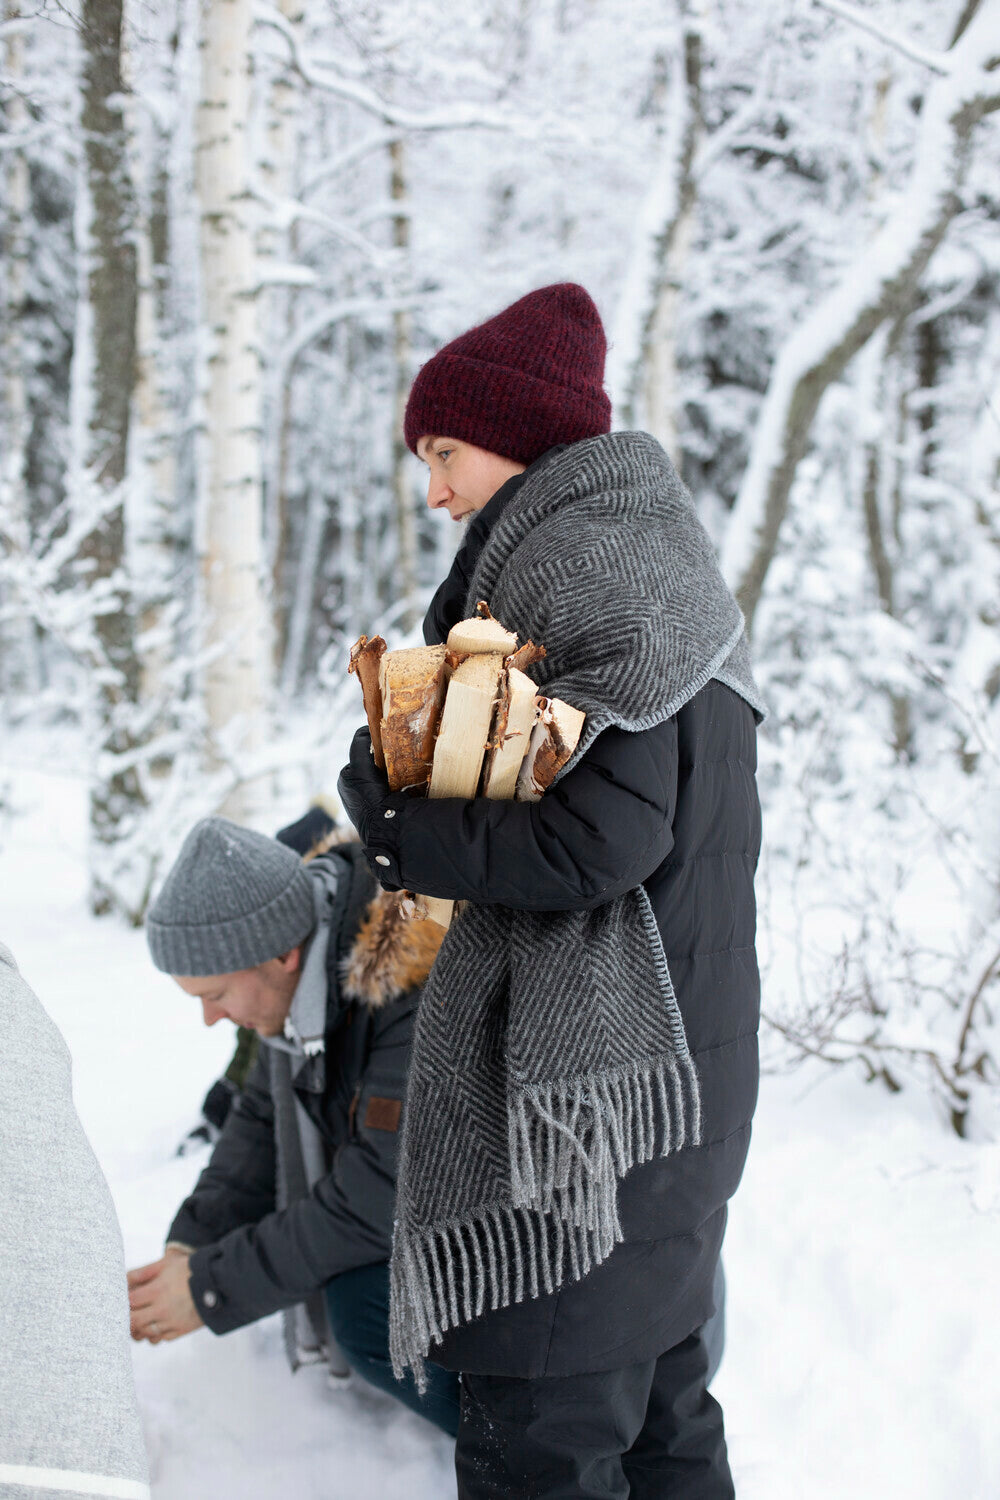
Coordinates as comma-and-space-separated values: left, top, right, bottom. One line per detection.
337, 727, 405, 887
337, 726, 392, 840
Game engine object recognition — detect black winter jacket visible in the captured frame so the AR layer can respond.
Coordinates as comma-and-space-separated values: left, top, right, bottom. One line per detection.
355, 461, 762, 1377
170, 847, 420, 1336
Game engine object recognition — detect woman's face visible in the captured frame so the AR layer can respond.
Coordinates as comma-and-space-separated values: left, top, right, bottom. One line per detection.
417, 435, 525, 523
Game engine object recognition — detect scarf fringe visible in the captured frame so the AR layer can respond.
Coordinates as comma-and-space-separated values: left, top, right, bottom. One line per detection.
389, 1052, 701, 1388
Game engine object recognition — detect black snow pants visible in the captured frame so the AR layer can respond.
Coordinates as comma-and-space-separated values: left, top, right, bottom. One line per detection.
454, 1326, 734, 1499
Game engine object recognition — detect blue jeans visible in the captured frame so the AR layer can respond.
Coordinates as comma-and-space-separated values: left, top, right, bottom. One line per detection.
324, 1257, 726, 1441
325, 1263, 461, 1436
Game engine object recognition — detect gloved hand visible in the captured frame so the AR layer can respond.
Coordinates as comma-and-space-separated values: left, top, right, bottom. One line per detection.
337, 725, 395, 846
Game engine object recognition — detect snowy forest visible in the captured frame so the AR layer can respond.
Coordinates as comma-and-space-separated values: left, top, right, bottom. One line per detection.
2, 0, 999, 1494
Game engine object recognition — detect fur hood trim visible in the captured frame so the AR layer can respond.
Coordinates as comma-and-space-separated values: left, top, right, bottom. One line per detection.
302, 824, 357, 861
342, 890, 444, 1009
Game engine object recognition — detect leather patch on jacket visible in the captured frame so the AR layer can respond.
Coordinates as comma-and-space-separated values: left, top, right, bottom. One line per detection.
364, 1095, 402, 1132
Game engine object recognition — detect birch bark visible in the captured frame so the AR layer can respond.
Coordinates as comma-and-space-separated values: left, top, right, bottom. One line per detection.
721, 5, 1000, 633
196, 0, 268, 817
122, 9, 178, 709
1, 3, 33, 691
74, 0, 142, 914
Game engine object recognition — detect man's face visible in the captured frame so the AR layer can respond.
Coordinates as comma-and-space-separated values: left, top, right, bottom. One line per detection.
173, 950, 301, 1037
417, 435, 525, 522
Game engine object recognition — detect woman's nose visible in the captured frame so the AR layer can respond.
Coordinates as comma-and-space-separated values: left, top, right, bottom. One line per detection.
426, 475, 453, 510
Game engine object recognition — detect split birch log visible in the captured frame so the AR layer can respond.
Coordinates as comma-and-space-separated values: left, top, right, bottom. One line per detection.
446, 614, 518, 656
378, 644, 448, 791
347, 610, 585, 932
515, 696, 587, 802
429, 652, 506, 799
348, 635, 387, 770
482, 667, 539, 800
415, 650, 506, 928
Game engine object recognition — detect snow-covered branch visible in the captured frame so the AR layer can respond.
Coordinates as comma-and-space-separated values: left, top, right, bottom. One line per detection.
722, 2, 1000, 630
299, 130, 403, 198
251, 181, 391, 264
0, 124, 55, 152
254, 262, 319, 290
276, 293, 431, 388
252, 1, 582, 142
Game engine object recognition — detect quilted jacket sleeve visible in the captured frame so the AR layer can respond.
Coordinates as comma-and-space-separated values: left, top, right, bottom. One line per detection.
176, 1002, 412, 1335
168, 1054, 277, 1249
360, 719, 679, 912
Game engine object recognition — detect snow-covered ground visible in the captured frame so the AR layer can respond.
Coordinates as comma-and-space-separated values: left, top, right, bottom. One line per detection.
2, 750, 998, 1498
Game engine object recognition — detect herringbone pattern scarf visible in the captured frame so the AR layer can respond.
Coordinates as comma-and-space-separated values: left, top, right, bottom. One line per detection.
389, 432, 764, 1385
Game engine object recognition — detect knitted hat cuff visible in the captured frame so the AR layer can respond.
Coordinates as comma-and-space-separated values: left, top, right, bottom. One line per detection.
147, 867, 316, 976
405, 353, 612, 465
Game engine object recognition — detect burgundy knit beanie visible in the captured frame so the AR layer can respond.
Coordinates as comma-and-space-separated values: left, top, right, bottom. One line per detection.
404, 282, 612, 465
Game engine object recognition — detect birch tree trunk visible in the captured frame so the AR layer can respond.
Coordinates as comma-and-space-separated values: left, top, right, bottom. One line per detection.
957, 362, 1000, 736
607, 0, 703, 453
390, 137, 419, 633
196, 0, 268, 817
1, 2, 33, 693
858, 328, 913, 759
721, 5, 1000, 634
130, 142, 177, 706
75, 0, 142, 914
261, 0, 303, 678
122, 12, 178, 711
639, 15, 703, 462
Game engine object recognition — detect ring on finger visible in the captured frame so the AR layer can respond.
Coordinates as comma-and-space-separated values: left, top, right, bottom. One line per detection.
149, 1321, 159, 1336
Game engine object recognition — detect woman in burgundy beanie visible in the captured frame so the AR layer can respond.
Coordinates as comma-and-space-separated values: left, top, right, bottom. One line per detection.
339, 282, 763, 1499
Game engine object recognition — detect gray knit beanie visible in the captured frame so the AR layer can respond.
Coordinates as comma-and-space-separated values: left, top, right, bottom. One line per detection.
146, 817, 316, 976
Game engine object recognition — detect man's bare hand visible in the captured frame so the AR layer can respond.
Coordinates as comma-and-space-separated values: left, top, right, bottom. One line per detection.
127, 1245, 204, 1343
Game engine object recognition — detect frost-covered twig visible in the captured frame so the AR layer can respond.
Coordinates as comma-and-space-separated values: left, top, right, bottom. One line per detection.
694, 56, 778, 178
812, 0, 951, 76
954, 944, 1000, 1079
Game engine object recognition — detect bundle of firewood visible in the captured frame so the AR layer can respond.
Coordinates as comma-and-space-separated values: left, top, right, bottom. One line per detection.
349, 603, 585, 927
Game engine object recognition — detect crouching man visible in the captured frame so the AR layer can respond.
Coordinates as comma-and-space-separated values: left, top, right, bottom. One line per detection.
126, 816, 459, 1436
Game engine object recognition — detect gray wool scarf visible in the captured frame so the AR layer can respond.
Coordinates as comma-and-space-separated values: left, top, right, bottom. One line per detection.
389, 431, 765, 1385
263, 862, 350, 1377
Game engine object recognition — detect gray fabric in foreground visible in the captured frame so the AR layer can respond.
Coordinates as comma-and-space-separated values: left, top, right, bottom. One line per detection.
262, 862, 351, 1377
0, 942, 150, 1497
389, 431, 764, 1385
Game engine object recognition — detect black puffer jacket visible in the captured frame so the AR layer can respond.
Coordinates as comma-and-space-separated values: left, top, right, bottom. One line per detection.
170, 846, 430, 1336
354, 462, 761, 1377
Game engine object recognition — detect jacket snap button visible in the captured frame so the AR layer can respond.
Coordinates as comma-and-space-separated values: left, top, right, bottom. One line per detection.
374, 855, 391, 867
384, 809, 396, 819
202, 1289, 218, 1308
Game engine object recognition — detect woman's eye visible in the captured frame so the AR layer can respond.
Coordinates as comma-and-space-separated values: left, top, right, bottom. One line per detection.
437, 449, 453, 462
